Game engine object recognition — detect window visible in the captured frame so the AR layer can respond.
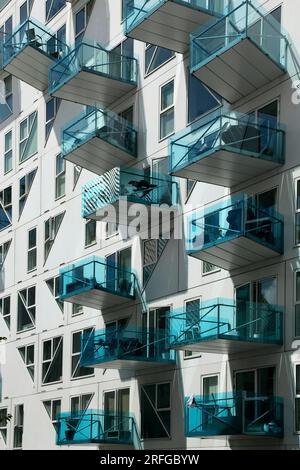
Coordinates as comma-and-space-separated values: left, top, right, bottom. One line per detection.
27, 227, 37, 272
296, 180, 300, 245
143, 239, 158, 285
19, 169, 37, 217
85, 219, 96, 247
46, 0, 66, 22
20, 0, 33, 23
0, 240, 11, 266
72, 304, 83, 317
184, 298, 201, 358
119, 106, 133, 125
103, 388, 129, 433
160, 80, 174, 140
75, 2, 93, 46
3, 75, 13, 114
71, 328, 94, 379
43, 399, 61, 431
73, 165, 82, 189
202, 375, 218, 399
186, 179, 195, 201
145, 44, 174, 76
106, 222, 119, 239
19, 111, 38, 162
296, 365, 300, 433
55, 153, 65, 199
17, 286, 36, 332
44, 212, 65, 262
0, 16, 12, 47
45, 98, 60, 142
42, 336, 63, 384
142, 307, 170, 360
203, 261, 219, 275
18, 344, 35, 380
71, 393, 93, 416
0, 296, 10, 329
46, 24, 66, 58
46, 276, 63, 312
188, 74, 220, 123
113, 38, 134, 77
295, 272, 300, 337
0, 186, 12, 231
4, 130, 13, 174
13, 404, 24, 449
0, 408, 8, 444
141, 382, 171, 439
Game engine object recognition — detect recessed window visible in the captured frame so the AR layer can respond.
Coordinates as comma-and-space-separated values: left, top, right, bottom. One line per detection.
46, 276, 63, 312
72, 303, 83, 317
42, 336, 63, 384
19, 169, 37, 218
73, 165, 82, 189
85, 219, 96, 247
46, 98, 60, 142
43, 399, 61, 431
19, 111, 38, 162
296, 365, 300, 432
141, 382, 171, 439
18, 344, 35, 380
44, 212, 65, 262
184, 298, 201, 358
71, 393, 93, 416
145, 44, 174, 76
0, 186, 12, 231
17, 286, 36, 332
202, 375, 218, 399
3, 75, 13, 115
27, 227, 37, 272
0, 241, 11, 266
160, 80, 174, 140
75, 3, 93, 46
13, 404, 24, 449
55, 154, 65, 199
4, 130, 13, 174
203, 261, 219, 275
46, 0, 66, 22
0, 408, 9, 444
188, 74, 220, 124
0, 296, 10, 330
295, 272, 300, 337
71, 328, 94, 379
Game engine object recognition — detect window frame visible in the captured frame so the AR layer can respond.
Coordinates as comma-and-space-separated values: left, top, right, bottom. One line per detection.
45, 0, 66, 24
0, 407, 8, 444
295, 270, 300, 339
0, 295, 10, 330
140, 381, 171, 440
0, 185, 12, 231
144, 43, 175, 78
42, 335, 63, 385
295, 178, 300, 247
71, 327, 95, 380
159, 78, 175, 141
4, 129, 13, 175
85, 219, 97, 247
17, 285, 36, 333
18, 343, 35, 380
27, 227, 37, 273
43, 398, 62, 431
183, 296, 202, 360
19, 110, 38, 163
55, 153, 66, 200
295, 364, 300, 434
201, 373, 219, 397
202, 261, 220, 277
13, 404, 24, 449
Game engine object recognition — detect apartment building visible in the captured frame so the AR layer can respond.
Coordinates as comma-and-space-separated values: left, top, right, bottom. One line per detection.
0, 0, 299, 450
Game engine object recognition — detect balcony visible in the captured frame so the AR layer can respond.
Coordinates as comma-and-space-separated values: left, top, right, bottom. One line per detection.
81, 327, 175, 370
82, 166, 178, 226
124, 0, 224, 53
61, 107, 137, 175
49, 41, 137, 107
59, 256, 139, 310
185, 393, 283, 438
170, 299, 283, 354
187, 194, 284, 270
3, 18, 68, 91
190, 1, 288, 103
57, 410, 141, 449
169, 111, 285, 187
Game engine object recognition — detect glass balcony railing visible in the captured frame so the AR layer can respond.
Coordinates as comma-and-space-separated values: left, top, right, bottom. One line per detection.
185, 393, 283, 438
81, 327, 175, 368
190, 1, 289, 102
124, 0, 225, 36
48, 40, 137, 99
169, 111, 285, 185
170, 299, 283, 352
187, 194, 284, 268
59, 256, 137, 304
3, 18, 68, 67
61, 106, 137, 162
56, 410, 141, 448
82, 167, 178, 220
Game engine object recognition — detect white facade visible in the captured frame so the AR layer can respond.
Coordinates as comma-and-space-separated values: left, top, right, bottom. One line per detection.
0, 0, 299, 450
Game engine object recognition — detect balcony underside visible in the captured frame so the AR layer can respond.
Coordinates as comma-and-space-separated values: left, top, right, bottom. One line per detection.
192, 37, 286, 104
127, 1, 215, 53
85, 358, 175, 370
59, 439, 134, 448
64, 137, 136, 175
171, 148, 282, 188
172, 337, 281, 355
87, 198, 176, 226
188, 235, 280, 271
4, 45, 53, 90
61, 287, 135, 310
51, 69, 136, 107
